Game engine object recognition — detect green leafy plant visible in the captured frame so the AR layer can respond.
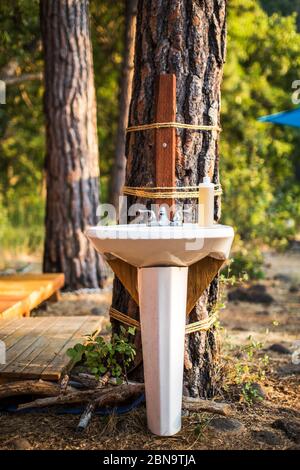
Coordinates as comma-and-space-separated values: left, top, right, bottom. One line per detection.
229, 248, 265, 280
225, 335, 270, 404
67, 326, 136, 383
241, 382, 263, 404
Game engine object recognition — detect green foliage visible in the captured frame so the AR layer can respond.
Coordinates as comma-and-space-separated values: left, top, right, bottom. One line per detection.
221, 0, 300, 251
67, 326, 136, 382
261, 0, 300, 30
227, 335, 270, 404
230, 246, 265, 280
241, 382, 263, 404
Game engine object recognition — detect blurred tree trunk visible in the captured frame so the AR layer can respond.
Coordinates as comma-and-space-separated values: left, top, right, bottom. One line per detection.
110, 0, 138, 212
112, 0, 227, 398
41, 0, 106, 290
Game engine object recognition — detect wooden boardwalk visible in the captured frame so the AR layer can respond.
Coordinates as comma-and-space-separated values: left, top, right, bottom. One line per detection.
0, 273, 65, 320
0, 316, 104, 381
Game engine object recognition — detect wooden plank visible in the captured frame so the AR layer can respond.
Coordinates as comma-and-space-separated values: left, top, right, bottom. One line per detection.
0, 273, 65, 319
155, 74, 177, 211
41, 317, 104, 381
1, 317, 84, 379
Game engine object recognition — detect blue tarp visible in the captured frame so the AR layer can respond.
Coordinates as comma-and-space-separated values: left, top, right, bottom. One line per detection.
258, 107, 300, 128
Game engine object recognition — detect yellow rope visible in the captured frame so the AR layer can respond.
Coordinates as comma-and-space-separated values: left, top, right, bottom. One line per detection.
126, 121, 221, 133
122, 185, 223, 199
109, 307, 141, 329
185, 313, 218, 334
109, 307, 217, 335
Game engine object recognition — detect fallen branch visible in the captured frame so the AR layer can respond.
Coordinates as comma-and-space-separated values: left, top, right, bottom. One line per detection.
182, 396, 231, 416
75, 372, 111, 432
76, 402, 96, 433
71, 372, 137, 389
60, 375, 70, 395
13, 381, 231, 417
0, 380, 62, 400
18, 383, 144, 410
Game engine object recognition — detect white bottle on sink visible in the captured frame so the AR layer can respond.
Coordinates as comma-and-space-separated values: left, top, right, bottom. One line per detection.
198, 176, 215, 227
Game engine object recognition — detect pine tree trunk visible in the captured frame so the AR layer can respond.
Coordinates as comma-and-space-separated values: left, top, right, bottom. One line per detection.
110, 0, 138, 211
41, 0, 106, 290
112, 0, 227, 397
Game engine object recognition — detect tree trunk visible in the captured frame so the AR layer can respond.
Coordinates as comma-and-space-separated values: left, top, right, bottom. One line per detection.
112, 0, 227, 398
41, 0, 106, 290
109, 0, 138, 211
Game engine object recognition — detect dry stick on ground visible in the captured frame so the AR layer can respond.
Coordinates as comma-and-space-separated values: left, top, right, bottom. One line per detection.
17, 383, 145, 410
16, 382, 231, 417
76, 402, 97, 433
59, 374, 70, 395
0, 380, 67, 400
76, 372, 111, 432
182, 396, 231, 417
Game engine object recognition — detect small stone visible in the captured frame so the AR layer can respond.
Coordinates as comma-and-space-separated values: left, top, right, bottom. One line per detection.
228, 285, 274, 304
10, 438, 32, 450
268, 343, 291, 355
278, 364, 300, 377
91, 307, 105, 316
256, 310, 270, 316
272, 419, 300, 443
252, 430, 282, 446
232, 326, 247, 331
208, 417, 245, 434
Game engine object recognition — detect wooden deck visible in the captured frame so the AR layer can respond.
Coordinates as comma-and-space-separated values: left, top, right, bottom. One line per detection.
0, 273, 65, 320
0, 316, 104, 381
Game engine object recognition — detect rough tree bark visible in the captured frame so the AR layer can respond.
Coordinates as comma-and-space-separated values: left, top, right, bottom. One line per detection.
110, 0, 138, 211
112, 0, 227, 398
41, 0, 106, 290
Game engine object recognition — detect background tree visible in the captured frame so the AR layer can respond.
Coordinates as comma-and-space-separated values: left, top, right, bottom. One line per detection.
40, 0, 106, 289
112, 0, 227, 397
110, 0, 138, 211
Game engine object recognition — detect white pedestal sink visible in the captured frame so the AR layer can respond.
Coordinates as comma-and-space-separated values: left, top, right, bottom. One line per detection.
86, 223, 234, 436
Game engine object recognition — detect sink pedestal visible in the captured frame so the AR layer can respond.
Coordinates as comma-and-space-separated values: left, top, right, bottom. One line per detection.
138, 266, 188, 436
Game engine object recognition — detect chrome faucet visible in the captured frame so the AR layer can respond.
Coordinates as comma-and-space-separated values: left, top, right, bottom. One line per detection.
138, 209, 158, 226
138, 207, 171, 226
138, 207, 193, 226
171, 207, 193, 226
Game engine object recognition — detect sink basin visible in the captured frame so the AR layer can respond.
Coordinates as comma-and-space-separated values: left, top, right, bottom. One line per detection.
86, 223, 234, 268
86, 222, 234, 437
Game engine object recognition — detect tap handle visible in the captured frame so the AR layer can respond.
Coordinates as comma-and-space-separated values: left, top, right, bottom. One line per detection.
173, 207, 193, 223
137, 209, 157, 223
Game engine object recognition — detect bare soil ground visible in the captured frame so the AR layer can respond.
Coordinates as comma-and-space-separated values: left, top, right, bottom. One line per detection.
0, 250, 299, 450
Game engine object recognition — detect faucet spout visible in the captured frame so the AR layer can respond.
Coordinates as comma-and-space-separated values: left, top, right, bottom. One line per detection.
158, 207, 170, 226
